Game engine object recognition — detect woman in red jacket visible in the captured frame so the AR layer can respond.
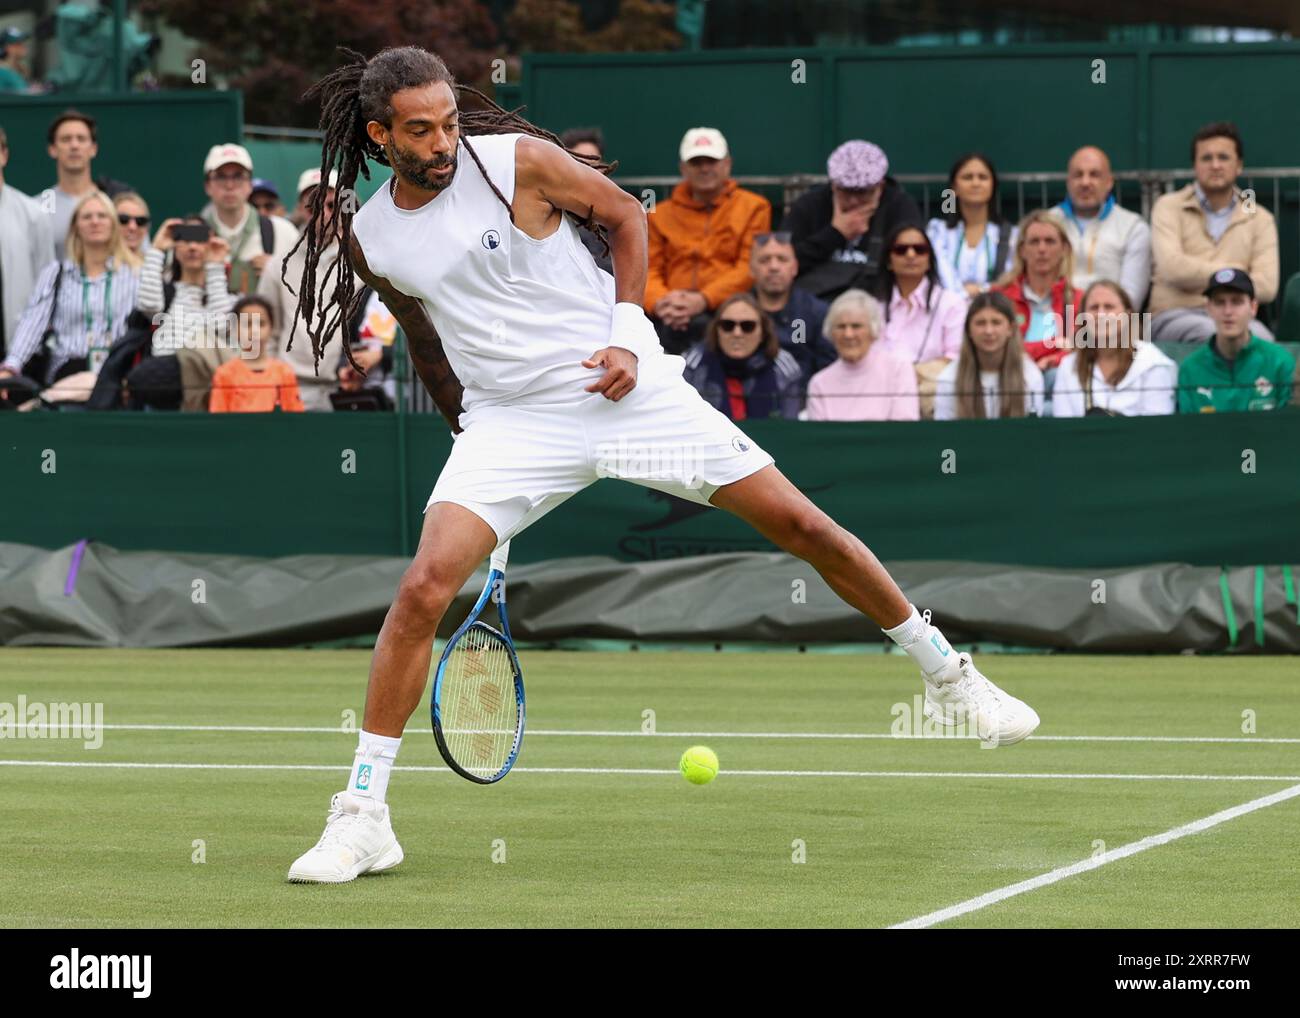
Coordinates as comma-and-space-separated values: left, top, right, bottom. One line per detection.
992, 210, 1078, 371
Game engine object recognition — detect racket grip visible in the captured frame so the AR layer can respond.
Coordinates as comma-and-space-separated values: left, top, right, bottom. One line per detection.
489, 539, 511, 573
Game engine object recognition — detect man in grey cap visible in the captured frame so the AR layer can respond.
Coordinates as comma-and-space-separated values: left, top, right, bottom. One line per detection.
0, 26, 31, 93
784, 139, 922, 301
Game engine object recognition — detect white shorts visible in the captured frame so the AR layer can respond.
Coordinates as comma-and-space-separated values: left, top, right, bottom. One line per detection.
427, 374, 775, 542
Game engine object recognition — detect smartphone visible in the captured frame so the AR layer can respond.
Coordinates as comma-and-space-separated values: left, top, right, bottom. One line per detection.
171, 223, 211, 244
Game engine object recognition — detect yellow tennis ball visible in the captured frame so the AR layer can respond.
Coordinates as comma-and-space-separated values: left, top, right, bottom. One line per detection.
679, 745, 719, 785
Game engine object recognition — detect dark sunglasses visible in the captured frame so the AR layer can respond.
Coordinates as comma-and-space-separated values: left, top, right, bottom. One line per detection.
891, 243, 931, 257
118, 214, 150, 227
754, 231, 792, 246
718, 318, 759, 334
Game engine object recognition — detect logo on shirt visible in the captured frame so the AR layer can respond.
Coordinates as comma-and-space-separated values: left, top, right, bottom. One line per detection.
730, 436, 750, 453
1255, 376, 1273, 397
481, 229, 501, 250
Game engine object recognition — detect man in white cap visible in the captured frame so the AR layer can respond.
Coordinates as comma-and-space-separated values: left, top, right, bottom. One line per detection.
258, 166, 347, 410
291, 166, 331, 229
785, 139, 922, 301
200, 142, 298, 294
644, 126, 770, 353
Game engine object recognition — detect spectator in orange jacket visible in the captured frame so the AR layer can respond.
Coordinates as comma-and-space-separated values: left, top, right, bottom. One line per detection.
992, 210, 1080, 372
209, 295, 305, 413
645, 127, 771, 354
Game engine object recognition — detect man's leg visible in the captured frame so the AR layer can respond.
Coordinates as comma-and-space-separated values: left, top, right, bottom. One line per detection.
709, 463, 1039, 743
708, 464, 910, 630
288, 502, 497, 883
362, 502, 499, 737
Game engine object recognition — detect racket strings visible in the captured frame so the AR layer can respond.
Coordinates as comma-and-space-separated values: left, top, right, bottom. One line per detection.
441, 624, 518, 776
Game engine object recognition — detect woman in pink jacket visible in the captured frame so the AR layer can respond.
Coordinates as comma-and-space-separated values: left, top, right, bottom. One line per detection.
806, 288, 919, 421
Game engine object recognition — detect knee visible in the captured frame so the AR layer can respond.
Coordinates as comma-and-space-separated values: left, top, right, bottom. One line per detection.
391, 560, 461, 632
779, 508, 841, 560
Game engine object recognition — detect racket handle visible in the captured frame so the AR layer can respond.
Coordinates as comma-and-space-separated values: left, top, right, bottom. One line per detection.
489, 539, 511, 573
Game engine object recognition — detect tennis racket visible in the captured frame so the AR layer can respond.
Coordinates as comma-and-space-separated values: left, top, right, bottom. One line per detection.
431, 539, 525, 784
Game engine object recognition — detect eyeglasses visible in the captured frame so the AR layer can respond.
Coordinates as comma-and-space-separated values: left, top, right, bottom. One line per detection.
754, 232, 792, 246
210, 172, 251, 184
718, 318, 759, 334
118, 214, 149, 227
891, 243, 931, 257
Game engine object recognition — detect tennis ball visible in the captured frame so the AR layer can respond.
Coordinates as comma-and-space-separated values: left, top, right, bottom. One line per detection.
679, 745, 719, 785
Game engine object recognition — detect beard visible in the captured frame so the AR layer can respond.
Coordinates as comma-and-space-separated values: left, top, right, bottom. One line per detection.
390, 141, 457, 192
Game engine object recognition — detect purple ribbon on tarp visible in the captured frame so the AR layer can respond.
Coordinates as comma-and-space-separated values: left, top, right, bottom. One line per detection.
63, 539, 88, 597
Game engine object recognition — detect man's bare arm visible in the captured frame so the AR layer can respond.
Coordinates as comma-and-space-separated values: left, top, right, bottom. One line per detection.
515, 136, 649, 308
347, 233, 465, 432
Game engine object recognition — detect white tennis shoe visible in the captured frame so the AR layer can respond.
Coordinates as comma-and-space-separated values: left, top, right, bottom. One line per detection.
922, 653, 1040, 746
288, 791, 404, 883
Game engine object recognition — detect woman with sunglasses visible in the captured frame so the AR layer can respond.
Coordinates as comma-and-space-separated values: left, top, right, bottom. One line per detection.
925, 152, 1017, 298
682, 293, 804, 420
806, 288, 918, 421
113, 191, 153, 259
874, 223, 967, 417
934, 292, 1045, 420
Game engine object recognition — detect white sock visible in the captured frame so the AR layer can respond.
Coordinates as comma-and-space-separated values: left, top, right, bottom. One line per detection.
347, 730, 402, 804
882, 605, 957, 681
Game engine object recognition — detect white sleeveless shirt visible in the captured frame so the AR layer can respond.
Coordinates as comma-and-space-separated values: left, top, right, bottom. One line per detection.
351, 132, 677, 411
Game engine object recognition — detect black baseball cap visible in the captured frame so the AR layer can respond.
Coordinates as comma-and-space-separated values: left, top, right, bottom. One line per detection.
1204, 268, 1254, 298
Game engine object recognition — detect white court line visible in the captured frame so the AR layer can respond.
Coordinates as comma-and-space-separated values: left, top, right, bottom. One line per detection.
14, 724, 1300, 745
1, 760, 1298, 781
890, 781, 1300, 929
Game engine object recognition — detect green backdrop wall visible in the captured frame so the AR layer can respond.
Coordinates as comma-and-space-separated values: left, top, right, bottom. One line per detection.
0, 92, 243, 219
2, 413, 1297, 569
504, 43, 1300, 176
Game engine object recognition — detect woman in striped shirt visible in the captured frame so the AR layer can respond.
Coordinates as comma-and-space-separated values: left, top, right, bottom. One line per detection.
0, 189, 141, 386
126, 216, 235, 409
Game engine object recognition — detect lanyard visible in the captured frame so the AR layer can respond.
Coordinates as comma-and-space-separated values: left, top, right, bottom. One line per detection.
83, 267, 114, 341
952, 226, 994, 279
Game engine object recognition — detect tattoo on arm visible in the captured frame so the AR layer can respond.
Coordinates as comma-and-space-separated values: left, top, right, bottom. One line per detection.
347, 235, 465, 431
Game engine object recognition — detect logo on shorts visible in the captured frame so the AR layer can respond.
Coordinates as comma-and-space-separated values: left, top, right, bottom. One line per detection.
481, 230, 501, 250
730, 436, 750, 453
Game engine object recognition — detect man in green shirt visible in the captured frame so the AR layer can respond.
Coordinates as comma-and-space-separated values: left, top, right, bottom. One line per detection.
1177, 268, 1295, 413
0, 27, 29, 93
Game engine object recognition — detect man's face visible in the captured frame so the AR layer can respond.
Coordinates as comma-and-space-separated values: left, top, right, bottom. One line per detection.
0, 142, 8, 174
251, 191, 282, 217
1066, 148, 1113, 213
368, 81, 460, 194
570, 140, 602, 162
5, 40, 27, 65
681, 155, 730, 196
751, 239, 798, 296
1022, 222, 1064, 276
310, 187, 340, 242
1207, 289, 1256, 338
205, 162, 253, 214
832, 182, 883, 214
48, 121, 97, 174
1193, 137, 1242, 193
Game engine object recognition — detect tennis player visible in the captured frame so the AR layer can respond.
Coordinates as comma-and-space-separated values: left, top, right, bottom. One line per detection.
286, 46, 1039, 883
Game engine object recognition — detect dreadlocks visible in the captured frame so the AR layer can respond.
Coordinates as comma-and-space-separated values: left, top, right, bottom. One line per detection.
284, 46, 618, 371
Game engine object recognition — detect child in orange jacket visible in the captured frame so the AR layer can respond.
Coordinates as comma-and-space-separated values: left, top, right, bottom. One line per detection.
209, 295, 305, 412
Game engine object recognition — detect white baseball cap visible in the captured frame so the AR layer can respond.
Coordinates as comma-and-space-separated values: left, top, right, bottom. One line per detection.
203, 143, 254, 175
297, 167, 340, 197
679, 127, 728, 162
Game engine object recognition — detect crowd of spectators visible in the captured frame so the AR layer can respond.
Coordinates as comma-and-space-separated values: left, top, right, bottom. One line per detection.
0, 109, 1293, 417
631, 120, 1292, 420
0, 109, 394, 412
